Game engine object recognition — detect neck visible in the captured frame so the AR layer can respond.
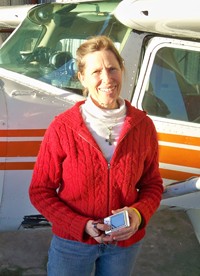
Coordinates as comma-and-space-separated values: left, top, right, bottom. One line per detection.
91, 97, 119, 110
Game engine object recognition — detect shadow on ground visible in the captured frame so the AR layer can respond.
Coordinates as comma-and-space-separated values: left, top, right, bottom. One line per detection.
134, 209, 200, 276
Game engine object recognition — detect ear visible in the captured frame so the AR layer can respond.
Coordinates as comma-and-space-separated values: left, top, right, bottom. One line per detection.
78, 72, 86, 87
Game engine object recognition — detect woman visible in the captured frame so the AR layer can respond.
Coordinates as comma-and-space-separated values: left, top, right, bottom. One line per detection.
29, 35, 163, 276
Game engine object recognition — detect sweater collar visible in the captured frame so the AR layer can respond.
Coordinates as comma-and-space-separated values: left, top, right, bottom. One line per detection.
60, 99, 147, 151
124, 100, 147, 126
64, 98, 146, 130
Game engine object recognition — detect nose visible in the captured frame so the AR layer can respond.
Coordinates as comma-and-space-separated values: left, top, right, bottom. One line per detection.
101, 69, 111, 83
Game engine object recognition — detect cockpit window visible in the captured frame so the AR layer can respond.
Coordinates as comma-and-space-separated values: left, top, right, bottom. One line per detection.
0, 1, 128, 94
143, 46, 200, 124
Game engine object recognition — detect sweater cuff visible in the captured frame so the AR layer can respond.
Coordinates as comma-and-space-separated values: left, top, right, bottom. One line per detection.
69, 215, 89, 241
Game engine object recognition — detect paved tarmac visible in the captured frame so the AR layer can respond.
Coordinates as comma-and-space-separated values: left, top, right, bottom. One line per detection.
0, 209, 200, 276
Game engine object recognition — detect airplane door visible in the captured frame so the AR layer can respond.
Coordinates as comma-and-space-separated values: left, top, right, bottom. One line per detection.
132, 37, 200, 186
0, 79, 8, 206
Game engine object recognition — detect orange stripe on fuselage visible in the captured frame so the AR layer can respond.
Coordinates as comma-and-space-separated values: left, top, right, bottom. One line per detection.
0, 141, 41, 157
0, 129, 46, 137
0, 129, 46, 157
159, 168, 199, 181
158, 132, 200, 169
158, 132, 200, 147
0, 162, 35, 170
159, 146, 199, 168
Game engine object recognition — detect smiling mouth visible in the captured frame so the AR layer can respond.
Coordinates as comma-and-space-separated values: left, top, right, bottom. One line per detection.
98, 86, 116, 93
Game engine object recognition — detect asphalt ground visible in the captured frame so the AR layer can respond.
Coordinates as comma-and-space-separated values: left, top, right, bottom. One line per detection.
0, 209, 200, 276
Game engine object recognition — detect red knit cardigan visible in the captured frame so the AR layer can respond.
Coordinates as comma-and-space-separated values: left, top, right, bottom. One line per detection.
29, 100, 163, 247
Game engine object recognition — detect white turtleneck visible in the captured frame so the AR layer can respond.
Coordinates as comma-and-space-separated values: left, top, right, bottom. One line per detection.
81, 96, 126, 162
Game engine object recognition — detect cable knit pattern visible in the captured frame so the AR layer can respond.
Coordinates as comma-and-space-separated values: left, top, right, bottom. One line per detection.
29, 100, 163, 247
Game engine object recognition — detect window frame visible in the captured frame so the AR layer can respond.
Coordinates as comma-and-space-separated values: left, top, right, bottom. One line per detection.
132, 37, 200, 126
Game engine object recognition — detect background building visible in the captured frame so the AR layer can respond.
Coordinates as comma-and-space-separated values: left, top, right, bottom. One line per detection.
0, 0, 54, 5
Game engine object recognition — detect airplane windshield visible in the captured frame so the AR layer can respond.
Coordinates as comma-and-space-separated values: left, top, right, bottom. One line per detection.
0, 0, 128, 94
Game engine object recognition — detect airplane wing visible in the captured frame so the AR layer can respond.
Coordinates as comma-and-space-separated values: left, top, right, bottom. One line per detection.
0, 5, 36, 28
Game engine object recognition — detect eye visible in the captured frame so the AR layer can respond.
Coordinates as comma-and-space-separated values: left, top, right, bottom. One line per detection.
92, 70, 100, 75
109, 67, 118, 73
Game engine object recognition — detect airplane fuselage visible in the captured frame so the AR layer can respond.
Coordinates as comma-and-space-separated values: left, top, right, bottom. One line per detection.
0, 0, 200, 242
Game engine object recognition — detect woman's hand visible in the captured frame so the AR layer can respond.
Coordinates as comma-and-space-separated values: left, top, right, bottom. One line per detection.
108, 207, 141, 241
85, 206, 141, 243
85, 220, 114, 244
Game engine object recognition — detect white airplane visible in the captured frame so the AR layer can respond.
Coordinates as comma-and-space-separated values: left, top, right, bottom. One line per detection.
0, 0, 200, 243
0, 4, 36, 46
0, 4, 36, 28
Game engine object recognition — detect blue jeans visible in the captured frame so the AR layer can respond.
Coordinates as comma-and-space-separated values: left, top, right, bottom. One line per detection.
47, 235, 142, 276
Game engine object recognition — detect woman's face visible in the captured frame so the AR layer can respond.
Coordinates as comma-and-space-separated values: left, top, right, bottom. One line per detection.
78, 49, 123, 109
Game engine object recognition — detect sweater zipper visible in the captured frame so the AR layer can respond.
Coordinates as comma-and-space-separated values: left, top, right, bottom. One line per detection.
79, 133, 112, 214
78, 131, 130, 214
106, 131, 131, 214
107, 163, 111, 214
